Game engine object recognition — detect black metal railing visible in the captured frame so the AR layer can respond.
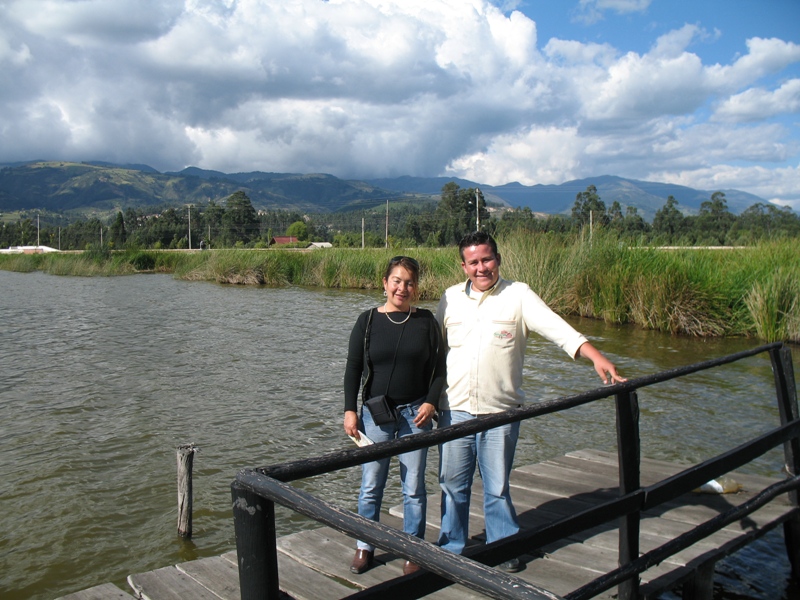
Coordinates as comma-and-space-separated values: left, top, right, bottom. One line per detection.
231, 342, 798, 600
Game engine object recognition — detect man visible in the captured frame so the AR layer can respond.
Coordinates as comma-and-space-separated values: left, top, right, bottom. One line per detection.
435, 231, 626, 572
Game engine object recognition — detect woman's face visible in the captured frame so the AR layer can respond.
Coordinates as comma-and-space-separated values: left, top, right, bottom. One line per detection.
383, 265, 416, 312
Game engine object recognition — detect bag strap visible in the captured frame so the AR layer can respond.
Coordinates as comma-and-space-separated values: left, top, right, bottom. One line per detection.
362, 309, 375, 402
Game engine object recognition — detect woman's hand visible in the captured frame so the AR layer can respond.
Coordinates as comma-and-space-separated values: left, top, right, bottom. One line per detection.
413, 402, 436, 428
344, 410, 360, 439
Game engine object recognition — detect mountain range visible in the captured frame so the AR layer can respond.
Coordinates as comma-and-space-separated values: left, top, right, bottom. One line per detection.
0, 160, 770, 221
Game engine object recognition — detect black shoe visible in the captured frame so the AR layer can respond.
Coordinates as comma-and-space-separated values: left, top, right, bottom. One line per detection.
497, 557, 521, 573
350, 549, 374, 574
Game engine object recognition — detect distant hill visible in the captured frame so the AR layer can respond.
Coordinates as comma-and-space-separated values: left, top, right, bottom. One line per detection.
0, 161, 771, 221
366, 174, 767, 221
0, 162, 402, 215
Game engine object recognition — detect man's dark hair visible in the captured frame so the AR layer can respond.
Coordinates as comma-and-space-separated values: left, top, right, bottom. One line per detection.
458, 231, 498, 261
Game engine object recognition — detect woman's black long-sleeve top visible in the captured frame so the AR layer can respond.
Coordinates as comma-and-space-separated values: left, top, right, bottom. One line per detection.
343, 308, 446, 413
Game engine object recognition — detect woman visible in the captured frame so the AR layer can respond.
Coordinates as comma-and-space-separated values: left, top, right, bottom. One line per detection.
343, 256, 445, 576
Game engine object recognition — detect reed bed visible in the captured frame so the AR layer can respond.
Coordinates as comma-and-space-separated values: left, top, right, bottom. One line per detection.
1, 234, 798, 342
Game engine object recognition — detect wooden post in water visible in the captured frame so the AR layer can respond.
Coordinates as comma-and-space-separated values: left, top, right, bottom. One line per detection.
177, 444, 199, 538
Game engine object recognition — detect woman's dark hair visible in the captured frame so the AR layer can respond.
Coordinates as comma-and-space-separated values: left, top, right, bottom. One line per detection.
458, 231, 498, 260
383, 256, 420, 283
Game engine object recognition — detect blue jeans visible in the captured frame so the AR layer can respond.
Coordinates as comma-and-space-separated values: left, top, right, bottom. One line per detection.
437, 409, 520, 554
357, 400, 432, 552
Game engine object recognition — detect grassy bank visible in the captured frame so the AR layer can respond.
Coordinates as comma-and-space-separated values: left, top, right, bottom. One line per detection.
2, 233, 798, 342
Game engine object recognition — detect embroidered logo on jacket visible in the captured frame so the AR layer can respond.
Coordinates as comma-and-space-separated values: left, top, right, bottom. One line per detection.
494, 330, 513, 340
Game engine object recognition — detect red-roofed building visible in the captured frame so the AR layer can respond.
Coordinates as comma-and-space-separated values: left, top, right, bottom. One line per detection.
270, 236, 299, 246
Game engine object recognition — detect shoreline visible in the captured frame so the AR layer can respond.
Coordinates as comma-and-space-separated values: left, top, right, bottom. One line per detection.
0, 233, 798, 342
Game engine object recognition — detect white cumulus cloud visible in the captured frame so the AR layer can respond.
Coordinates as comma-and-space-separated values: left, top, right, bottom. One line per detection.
714, 79, 800, 122
0, 0, 798, 206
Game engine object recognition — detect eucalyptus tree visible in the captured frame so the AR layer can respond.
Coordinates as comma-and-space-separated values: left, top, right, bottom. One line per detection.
109, 211, 126, 247
652, 196, 685, 244
435, 182, 488, 244
222, 191, 258, 245
728, 202, 800, 243
695, 191, 735, 245
571, 185, 608, 227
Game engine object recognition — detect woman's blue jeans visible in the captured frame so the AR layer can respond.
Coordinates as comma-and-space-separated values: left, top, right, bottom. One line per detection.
356, 401, 432, 552
437, 409, 520, 554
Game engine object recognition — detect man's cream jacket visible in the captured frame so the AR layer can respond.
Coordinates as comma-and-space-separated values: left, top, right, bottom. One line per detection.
436, 278, 588, 414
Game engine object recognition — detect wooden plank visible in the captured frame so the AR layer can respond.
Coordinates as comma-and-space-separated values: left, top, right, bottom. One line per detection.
509, 554, 617, 599
650, 493, 791, 529
278, 528, 370, 586
274, 552, 360, 600
224, 544, 360, 600
549, 454, 686, 490
509, 468, 619, 503
55, 583, 136, 600
575, 523, 742, 567
127, 565, 224, 600
561, 449, 785, 495
538, 537, 679, 585
517, 459, 619, 488
276, 525, 489, 600
566, 448, 689, 472
175, 555, 240, 600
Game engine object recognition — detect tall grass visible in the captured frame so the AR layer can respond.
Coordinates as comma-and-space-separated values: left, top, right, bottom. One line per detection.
487, 232, 798, 341
2, 235, 798, 342
745, 267, 800, 342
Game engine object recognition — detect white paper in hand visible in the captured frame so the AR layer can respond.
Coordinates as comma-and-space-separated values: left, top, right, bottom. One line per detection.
349, 433, 374, 447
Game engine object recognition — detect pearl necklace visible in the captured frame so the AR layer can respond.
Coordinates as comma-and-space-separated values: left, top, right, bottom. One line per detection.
384, 303, 412, 325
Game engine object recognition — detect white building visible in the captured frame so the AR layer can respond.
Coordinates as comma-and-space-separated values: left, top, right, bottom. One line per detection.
0, 245, 60, 254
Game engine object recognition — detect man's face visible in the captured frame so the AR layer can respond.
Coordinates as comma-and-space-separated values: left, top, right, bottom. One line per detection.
461, 243, 501, 292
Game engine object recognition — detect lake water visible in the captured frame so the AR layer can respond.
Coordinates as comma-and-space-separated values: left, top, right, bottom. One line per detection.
0, 270, 796, 599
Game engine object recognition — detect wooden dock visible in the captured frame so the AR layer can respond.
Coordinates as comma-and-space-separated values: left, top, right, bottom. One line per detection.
56, 449, 796, 600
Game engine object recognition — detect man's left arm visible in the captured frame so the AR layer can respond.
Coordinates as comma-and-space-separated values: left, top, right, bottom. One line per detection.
578, 342, 627, 385
518, 284, 626, 384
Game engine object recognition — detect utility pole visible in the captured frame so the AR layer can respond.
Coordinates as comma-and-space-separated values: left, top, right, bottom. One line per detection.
475, 189, 481, 231
187, 206, 192, 250
385, 199, 389, 249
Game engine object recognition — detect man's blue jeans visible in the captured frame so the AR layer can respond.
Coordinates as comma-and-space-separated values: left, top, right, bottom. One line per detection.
356, 401, 432, 552
437, 409, 520, 554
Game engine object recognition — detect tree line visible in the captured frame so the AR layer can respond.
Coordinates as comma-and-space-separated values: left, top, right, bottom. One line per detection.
1, 184, 798, 251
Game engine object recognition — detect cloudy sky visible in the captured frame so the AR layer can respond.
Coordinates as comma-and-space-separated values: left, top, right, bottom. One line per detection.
2, 0, 799, 206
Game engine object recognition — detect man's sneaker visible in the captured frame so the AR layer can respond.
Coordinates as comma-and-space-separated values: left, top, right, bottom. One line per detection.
497, 557, 521, 573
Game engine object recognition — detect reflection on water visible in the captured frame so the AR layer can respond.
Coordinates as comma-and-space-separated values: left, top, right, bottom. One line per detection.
0, 271, 795, 599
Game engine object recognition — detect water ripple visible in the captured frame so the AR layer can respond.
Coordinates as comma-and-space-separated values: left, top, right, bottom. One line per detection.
0, 271, 794, 600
